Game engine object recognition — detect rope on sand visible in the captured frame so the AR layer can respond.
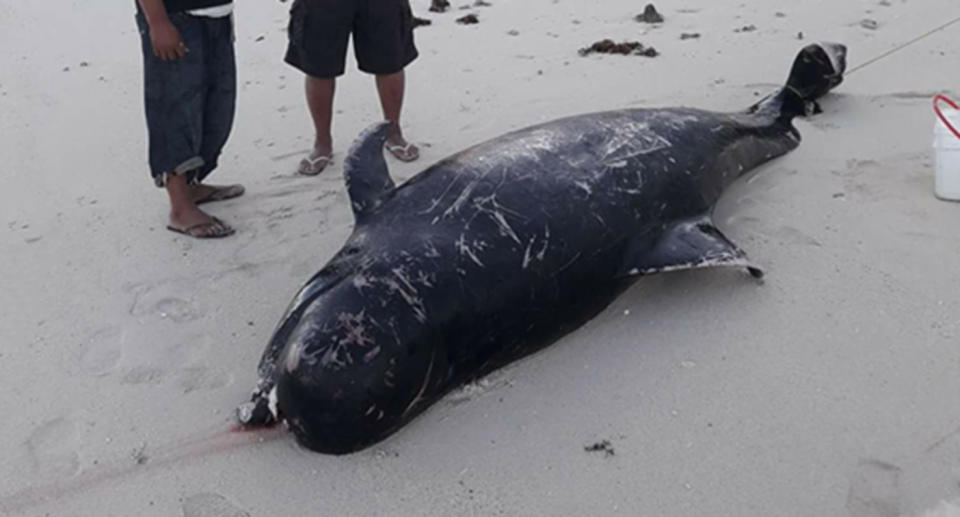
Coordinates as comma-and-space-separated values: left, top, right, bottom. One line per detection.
847, 13, 960, 76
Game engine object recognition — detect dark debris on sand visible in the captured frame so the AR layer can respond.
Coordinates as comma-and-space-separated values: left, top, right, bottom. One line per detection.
584, 440, 615, 457
579, 39, 659, 57
429, 0, 450, 12
680, 32, 700, 40
413, 16, 432, 28
132, 443, 148, 465
635, 4, 664, 23
456, 13, 479, 24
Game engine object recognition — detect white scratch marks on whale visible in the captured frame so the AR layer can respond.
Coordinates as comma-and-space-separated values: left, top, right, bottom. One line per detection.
522, 237, 536, 269
385, 267, 428, 323
490, 209, 522, 244
424, 241, 441, 258
519, 223, 553, 269
421, 177, 460, 215
465, 188, 524, 245
538, 224, 551, 261
363, 345, 381, 363
456, 233, 487, 268
391, 267, 418, 294
402, 346, 437, 417
488, 129, 559, 164
336, 311, 375, 347
441, 180, 479, 220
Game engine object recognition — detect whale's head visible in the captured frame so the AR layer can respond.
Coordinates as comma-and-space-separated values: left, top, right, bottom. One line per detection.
242, 235, 443, 453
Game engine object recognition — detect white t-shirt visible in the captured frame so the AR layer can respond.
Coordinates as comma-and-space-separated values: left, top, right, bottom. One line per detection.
188, 3, 233, 17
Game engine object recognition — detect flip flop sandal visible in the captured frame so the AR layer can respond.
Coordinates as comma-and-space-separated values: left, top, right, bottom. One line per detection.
298, 153, 333, 176
195, 184, 246, 205
166, 217, 235, 239
386, 142, 420, 162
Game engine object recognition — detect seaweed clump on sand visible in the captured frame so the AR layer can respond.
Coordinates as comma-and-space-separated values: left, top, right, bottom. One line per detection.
584, 440, 615, 457
579, 39, 659, 57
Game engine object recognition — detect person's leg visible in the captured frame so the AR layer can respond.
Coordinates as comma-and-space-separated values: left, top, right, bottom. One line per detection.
284, 0, 352, 175
193, 14, 244, 204
137, 11, 234, 237
355, 0, 420, 161
305, 75, 335, 159
374, 71, 417, 160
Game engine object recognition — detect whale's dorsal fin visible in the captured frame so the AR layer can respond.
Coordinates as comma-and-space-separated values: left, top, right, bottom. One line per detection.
344, 121, 396, 222
617, 215, 763, 279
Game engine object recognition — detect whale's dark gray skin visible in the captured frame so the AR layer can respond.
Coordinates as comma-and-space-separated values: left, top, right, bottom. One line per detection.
238, 43, 847, 454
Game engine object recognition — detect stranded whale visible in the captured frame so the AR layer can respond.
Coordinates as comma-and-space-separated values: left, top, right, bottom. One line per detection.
239, 43, 847, 454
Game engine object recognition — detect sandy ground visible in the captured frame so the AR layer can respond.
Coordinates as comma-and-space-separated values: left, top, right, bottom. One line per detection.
3, 0, 960, 515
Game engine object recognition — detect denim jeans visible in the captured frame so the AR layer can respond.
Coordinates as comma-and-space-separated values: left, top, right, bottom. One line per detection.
136, 12, 236, 187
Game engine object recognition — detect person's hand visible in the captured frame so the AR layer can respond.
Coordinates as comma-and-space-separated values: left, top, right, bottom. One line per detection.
149, 20, 188, 60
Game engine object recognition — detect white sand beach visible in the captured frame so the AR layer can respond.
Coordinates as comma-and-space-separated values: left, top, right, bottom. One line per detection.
3, 0, 960, 515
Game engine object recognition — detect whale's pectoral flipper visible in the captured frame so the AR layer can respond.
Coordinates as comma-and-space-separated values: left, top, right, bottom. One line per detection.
344, 121, 396, 221
618, 216, 764, 279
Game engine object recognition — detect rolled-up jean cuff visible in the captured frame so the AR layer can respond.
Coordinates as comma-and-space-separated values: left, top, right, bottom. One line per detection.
153, 156, 206, 187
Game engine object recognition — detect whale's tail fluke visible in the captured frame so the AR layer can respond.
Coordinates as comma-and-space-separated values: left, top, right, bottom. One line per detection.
750, 42, 847, 121
785, 42, 846, 103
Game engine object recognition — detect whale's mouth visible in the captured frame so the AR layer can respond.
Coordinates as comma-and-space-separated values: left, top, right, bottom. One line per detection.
236, 386, 282, 428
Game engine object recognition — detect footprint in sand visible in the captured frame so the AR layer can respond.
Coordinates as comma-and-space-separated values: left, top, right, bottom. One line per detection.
25, 417, 82, 478
128, 283, 205, 322
120, 366, 166, 385
155, 297, 203, 322
76, 327, 123, 376
775, 225, 822, 247
182, 493, 250, 517
114, 331, 208, 385
178, 366, 234, 394
847, 459, 903, 517
833, 160, 885, 201
265, 205, 297, 229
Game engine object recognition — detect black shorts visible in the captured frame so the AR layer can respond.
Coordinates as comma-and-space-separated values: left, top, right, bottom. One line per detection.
284, 0, 419, 78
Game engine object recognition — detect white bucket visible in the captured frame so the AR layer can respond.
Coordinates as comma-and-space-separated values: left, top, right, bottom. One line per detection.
933, 97, 960, 201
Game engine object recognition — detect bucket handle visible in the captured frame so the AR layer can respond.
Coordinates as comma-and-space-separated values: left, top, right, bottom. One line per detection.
934, 94, 960, 140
